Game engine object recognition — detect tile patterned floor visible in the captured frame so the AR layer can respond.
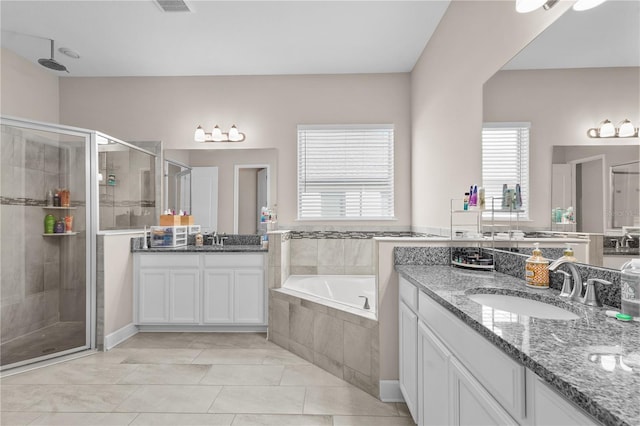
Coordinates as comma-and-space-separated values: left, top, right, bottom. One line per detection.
1, 332, 415, 425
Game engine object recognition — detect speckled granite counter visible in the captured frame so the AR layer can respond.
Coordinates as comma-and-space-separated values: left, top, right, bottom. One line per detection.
131, 244, 266, 253
396, 265, 639, 426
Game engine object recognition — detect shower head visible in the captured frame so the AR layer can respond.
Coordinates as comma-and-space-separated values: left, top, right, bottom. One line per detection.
38, 39, 69, 73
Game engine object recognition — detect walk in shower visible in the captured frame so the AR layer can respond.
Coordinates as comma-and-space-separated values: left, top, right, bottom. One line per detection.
1, 117, 95, 370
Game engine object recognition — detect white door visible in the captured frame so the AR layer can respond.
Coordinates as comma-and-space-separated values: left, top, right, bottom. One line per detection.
234, 269, 265, 324
450, 357, 517, 426
418, 321, 450, 426
203, 269, 234, 323
139, 269, 169, 323
191, 166, 218, 232
399, 301, 418, 423
169, 270, 200, 323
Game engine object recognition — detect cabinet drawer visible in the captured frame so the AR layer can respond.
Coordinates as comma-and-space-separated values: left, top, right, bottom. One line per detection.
418, 290, 525, 422
399, 276, 418, 311
138, 254, 200, 268
204, 254, 264, 268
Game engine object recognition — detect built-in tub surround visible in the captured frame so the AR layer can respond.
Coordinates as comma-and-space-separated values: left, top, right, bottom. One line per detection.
269, 287, 380, 398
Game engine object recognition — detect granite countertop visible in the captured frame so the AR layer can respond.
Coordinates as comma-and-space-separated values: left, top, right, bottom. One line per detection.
396, 265, 639, 426
132, 244, 267, 253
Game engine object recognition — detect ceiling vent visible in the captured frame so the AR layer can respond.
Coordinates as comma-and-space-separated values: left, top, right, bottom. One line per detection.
155, 0, 191, 12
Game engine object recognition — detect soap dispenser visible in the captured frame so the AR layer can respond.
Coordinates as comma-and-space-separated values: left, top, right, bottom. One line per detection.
525, 243, 549, 289
560, 244, 577, 262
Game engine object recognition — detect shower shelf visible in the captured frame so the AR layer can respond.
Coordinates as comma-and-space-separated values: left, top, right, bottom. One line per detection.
42, 232, 78, 236
42, 206, 77, 210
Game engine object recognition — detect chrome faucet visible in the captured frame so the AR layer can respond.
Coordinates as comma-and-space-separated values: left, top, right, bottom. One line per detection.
548, 258, 584, 302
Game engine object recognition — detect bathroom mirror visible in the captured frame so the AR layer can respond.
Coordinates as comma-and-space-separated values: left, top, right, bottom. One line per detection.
164, 148, 277, 234
483, 1, 639, 268
164, 159, 191, 214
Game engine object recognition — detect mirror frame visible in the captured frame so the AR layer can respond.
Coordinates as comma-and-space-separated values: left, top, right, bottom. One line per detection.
233, 164, 270, 234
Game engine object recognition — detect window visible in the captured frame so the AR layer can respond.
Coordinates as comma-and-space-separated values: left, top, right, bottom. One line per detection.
482, 122, 530, 220
297, 124, 394, 220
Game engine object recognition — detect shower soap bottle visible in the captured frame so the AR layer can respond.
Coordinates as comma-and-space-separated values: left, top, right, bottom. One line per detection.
44, 214, 55, 234
525, 243, 549, 289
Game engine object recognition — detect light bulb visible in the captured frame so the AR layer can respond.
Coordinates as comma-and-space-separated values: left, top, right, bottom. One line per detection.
617, 120, 636, 137
599, 120, 615, 137
228, 125, 242, 141
211, 125, 224, 141
573, 0, 607, 11
516, 0, 547, 13
194, 125, 206, 142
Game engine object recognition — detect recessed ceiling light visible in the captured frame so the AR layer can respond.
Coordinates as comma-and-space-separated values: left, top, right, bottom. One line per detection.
58, 47, 80, 59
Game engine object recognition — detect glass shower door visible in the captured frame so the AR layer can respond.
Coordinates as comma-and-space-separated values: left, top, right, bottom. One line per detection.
1, 119, 92, 370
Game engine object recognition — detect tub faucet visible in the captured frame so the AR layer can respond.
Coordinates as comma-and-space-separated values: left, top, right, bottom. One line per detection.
548, 258, 584, 303
359, 296, 370, 310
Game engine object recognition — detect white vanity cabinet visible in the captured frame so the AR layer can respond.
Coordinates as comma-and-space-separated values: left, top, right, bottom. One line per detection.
400, 274, 602, 426
399, 277, 419, 423
203, 254, 266, 325
134, 252, 266, 328
137, 254, 200, 324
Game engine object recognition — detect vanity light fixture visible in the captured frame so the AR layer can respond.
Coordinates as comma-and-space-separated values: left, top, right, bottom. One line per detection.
194, 124, 246, 142
515, 0, 558, 13
587, 119, 639, 138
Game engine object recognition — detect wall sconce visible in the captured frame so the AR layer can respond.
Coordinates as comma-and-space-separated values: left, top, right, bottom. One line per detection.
587, 119, 639, 138
194, 124, 246, 142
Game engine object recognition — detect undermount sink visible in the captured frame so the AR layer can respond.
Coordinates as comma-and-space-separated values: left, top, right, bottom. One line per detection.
466, 292, 580, 320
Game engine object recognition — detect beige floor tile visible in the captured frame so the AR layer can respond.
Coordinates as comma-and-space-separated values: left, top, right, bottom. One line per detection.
188, 332, 277, 349
65, 350, 130, 364
200, 365, 284, 385
209, 386, 305, 414
2, 363, 139, 385
259, 348, 311, 365
396, 402, 411, 417
118, 364, 210, 384
332, 416, 417, 426
280, 364, 349, 386
192, 349, 266, 365
120, 348, 203, 364
115, 385, 222, 413
30, 412, 139, 425
115, 332, 196, 349
303, 386, 398, 416
1, 384, 138, 412
130, 413, 235, 425
232, 414, 333, 426
0, 411, 41, 426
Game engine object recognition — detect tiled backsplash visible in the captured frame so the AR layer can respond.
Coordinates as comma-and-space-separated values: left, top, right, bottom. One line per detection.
394, 246, 622, 309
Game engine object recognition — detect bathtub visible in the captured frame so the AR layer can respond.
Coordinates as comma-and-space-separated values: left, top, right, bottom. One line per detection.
277, 275, 377, 318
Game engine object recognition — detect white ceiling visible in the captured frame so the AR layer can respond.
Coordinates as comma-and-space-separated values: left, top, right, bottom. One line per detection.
1, 1, 637, 77
0, 0, 450, 77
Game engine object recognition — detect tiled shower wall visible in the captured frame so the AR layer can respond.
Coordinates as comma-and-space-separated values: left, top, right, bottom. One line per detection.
0, 126, 86, 345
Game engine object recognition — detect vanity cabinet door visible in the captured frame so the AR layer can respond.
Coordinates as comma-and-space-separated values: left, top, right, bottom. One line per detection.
169, 269, 200, 324
138, 269, 169, 324
399, 301, 418, 423
234, 269, 265, 324
203, 269, 234, 324
450, 357, 517, 426
418, 321, 451, 426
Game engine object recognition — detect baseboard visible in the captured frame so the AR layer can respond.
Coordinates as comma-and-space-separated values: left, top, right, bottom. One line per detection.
137, 325, 268, 333
104, 323, 138, 350
379, 380, 405, 402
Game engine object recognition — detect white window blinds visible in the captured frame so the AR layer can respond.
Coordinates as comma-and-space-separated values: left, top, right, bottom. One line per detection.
297, 125, 394, 220
482, 123, 530, 220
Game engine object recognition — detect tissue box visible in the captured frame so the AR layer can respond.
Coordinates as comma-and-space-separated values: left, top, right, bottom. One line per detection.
150, 226, 188, 247
180, 215, 194, 226
160, 215, 180, 226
